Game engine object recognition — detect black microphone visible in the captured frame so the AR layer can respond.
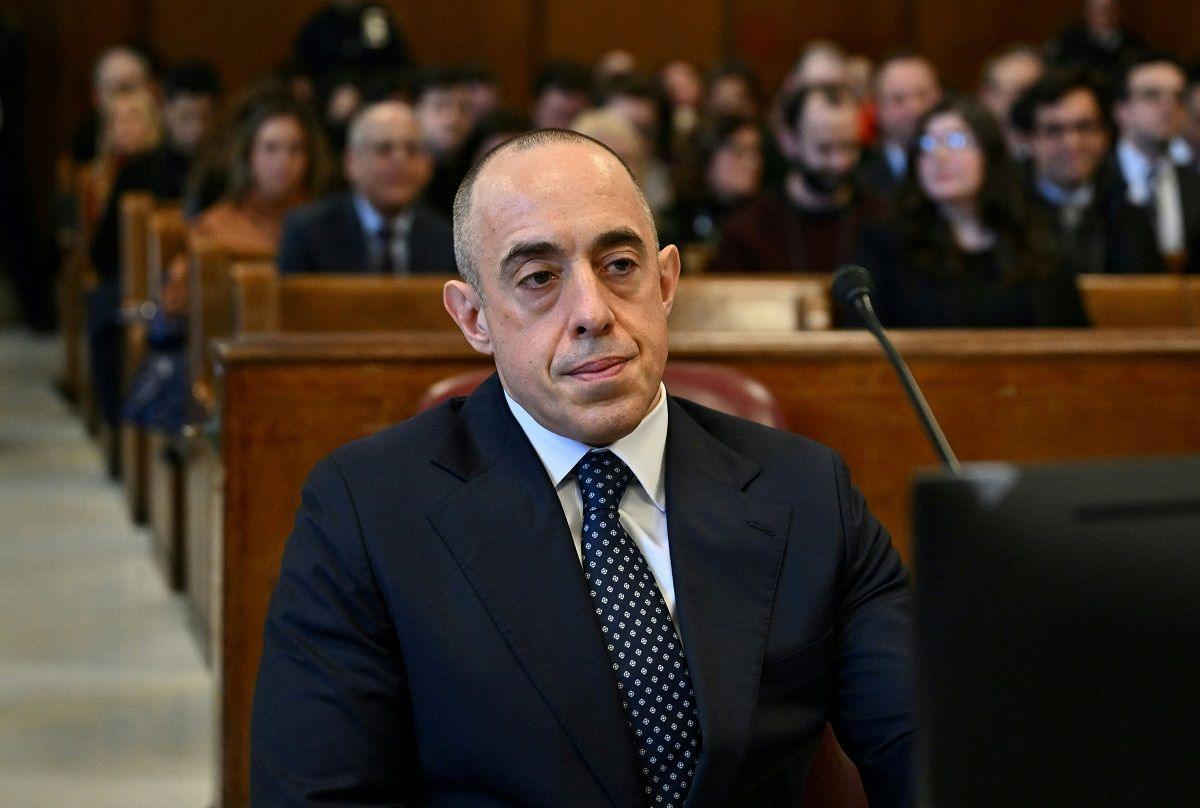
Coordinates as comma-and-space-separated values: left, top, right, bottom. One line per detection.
833, 265, 961, 473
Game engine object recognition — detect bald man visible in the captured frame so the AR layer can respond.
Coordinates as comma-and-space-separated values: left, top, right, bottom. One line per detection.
277, 101, 456, 275
252, 130, 914, 807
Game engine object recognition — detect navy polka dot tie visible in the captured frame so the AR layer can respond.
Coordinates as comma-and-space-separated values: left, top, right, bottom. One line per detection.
575, 450, 700, 807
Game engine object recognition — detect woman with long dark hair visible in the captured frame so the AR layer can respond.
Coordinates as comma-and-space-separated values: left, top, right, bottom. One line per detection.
854, 94, 1088, 327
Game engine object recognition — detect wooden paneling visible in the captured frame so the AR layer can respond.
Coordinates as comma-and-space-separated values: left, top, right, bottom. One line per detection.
213, 327, 1200, 806
730, 0, 912, 96
542, 0, 724, 72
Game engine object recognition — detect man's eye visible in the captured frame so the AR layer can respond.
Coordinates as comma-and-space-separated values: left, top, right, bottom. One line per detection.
608, 258, 636, 274
520, 270, 556, 288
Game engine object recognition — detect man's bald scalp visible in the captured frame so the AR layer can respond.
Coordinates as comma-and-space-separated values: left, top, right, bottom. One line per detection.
452, 129, 657, 293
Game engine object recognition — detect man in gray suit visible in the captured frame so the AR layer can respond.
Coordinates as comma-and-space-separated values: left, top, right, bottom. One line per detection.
278, 101, 456, 275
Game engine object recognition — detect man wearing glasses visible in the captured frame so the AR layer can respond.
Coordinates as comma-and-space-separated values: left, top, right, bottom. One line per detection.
1111, 54, 1200, 274
278, 101, 457, 276
1012, 70, 1115, 276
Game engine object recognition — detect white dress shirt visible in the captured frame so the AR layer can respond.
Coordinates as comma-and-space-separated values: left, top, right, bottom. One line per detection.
504, 384, 677, 619
353, 194, 414, 273
884, 142, 908, 180
1117, 139, 1185, 256
1037, 178, 1095, 230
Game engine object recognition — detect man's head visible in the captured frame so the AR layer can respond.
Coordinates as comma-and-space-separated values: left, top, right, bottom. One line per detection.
600, 72, 662, 148
93, 46, 154, 111
344, 101, 433, 217
1114, 55, 1188, 154
443, 131, 679, 446
781, 84, 861, 201
703, 59, 761, 119
979, 45, 1044, 150
414, 68, 473, 159
788, 40, 850, 91
1013, 71, 1109, 190
532, 61, 592, 130
874, 53, 942, 148
161, 61, 221, 155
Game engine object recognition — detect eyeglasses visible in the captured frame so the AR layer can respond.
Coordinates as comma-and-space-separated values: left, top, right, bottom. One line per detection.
917, 130, 977, 154
1034, 119, 1104, 139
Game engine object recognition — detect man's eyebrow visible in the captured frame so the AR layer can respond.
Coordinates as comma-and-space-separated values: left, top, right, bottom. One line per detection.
592, 227, 648, 256
499, 240, 561, 279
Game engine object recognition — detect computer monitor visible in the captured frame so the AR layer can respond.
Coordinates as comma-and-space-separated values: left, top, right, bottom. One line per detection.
913, 455, 1200, 808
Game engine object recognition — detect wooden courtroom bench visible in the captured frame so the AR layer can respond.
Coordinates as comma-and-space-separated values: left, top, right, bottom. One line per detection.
142, 208, 189, 591
226, 267, 833, 337
1078, 274, 1200, 327
210, 327, 1200, 806
229, 264, 460, 335
116, 192, 159, 524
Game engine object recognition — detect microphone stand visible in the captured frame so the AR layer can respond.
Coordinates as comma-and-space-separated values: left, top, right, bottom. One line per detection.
852, 294, 962, 474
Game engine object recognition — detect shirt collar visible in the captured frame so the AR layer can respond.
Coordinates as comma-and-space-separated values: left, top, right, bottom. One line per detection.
1037, 178, 1094, 208
1117, 138, 1171, 204
504, 383, 669, 512
353, 193, 414, 236
884, 142, 908, 178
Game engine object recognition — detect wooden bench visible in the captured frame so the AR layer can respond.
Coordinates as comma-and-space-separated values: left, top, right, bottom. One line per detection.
1078, 274, 1200, 327
229, 265, 460, 335
209, 327, 1200, 806
142, 208, 190, 591
117, 192, 159, 525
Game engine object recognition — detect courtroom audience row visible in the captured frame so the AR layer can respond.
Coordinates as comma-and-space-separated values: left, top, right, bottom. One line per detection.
60, 0, 1200, 461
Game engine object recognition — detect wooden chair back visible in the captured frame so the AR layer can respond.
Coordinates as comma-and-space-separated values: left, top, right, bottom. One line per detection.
229, 270, 458, 335
670, 274, 832, 331
1078, 274, 1199, 328
147, 205, 186, 306
119, 192, 157, 309
187, 240, 276, 416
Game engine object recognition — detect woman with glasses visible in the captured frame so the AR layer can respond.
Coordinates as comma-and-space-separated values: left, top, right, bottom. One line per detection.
853, 95, 1088, 327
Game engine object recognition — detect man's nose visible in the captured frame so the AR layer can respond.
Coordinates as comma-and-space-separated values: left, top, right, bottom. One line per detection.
566, 265, 615, 337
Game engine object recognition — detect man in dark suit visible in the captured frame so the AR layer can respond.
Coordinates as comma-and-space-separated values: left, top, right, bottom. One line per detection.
712, 84, 874, 274
277, 100, 456, 275
1109, 54, 1200, 274
1012, 69, 1117, 276
252, 130, 913, 806
858, 53, 941, 201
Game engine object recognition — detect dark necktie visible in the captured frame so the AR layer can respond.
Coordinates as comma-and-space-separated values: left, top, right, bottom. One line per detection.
376, 223, 394, 275
575, 450, 699, 807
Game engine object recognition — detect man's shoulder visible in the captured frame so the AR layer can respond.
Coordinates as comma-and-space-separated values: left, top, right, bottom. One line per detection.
671, 395, 838, 474
323, 397, 463, 484
285, 192, 356, 232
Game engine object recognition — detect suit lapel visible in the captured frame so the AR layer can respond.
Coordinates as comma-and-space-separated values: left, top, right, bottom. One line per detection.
336, 193, 370, 273
663, 400, 792, 806
426, 376, 644, 807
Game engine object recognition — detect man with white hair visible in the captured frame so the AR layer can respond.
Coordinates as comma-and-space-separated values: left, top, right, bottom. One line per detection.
278, 100, 455, 275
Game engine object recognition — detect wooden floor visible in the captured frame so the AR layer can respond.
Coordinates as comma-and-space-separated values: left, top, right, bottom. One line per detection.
0, 329, 213, 807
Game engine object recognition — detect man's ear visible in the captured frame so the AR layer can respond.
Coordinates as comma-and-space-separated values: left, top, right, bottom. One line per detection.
657, 243, 681, 318
443, 279, 494, 355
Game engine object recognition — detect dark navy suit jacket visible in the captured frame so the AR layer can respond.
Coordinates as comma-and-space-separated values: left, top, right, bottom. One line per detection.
277, 191, 456, 275
251, 374, 914, 806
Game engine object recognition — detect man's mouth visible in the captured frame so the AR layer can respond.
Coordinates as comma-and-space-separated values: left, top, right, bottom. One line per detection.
566, 356, 632, 381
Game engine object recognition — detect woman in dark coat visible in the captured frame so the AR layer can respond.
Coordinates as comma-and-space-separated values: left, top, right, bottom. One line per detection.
854, 95, 1088, 328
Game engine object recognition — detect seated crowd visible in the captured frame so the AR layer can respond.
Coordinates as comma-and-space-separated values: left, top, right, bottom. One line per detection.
67, 0, 1200, 456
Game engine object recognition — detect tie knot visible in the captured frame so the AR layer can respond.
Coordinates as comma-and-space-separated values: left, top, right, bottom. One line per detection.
575, 450, 632, 513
